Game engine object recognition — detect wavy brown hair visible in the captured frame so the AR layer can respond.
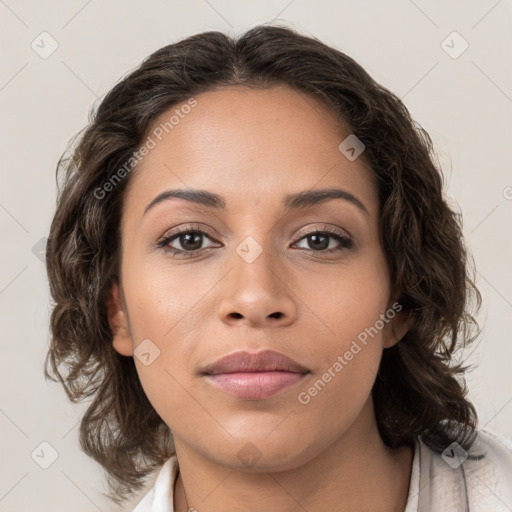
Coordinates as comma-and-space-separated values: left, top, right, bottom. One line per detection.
45, 23, 481, 504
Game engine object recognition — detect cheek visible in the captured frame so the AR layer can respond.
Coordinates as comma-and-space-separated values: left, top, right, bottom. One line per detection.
123, 258, 205, 343
119, 260, 202, 405
291, 252, 390, 402
295, 251, 391, 349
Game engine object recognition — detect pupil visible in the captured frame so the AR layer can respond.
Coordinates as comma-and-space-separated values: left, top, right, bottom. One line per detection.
310, 234, 328, 250
182, 232, 201, 250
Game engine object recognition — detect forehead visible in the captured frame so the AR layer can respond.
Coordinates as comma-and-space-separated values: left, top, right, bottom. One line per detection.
123, 84, 377, 217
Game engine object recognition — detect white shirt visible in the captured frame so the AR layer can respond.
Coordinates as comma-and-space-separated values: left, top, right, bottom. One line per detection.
132, 429, 512, 511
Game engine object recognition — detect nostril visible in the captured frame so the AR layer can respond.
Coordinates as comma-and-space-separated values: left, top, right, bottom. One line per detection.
269, 312, 283, 319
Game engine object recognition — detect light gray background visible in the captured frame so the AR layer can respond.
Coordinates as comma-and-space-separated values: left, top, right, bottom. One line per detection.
1, 1, 511, 511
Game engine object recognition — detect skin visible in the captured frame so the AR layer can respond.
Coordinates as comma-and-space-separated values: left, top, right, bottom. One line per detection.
108, 84, 413, 512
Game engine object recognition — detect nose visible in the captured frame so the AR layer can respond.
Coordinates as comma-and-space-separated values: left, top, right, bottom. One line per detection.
217, 245, 297, 328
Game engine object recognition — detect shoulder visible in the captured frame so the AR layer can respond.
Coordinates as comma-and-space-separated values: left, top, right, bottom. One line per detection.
416, 428, 512, 511
131, 455, 179, 512
478, 428, 512, 455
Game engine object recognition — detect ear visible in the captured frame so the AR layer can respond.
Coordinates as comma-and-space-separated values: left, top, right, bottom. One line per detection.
382, 305, 411, 349
106, 282, 134, 356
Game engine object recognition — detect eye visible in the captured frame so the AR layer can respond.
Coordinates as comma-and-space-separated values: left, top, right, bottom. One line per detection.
293, 228, 353, 253
155, 224, 354, 257
156, 225, 218, 256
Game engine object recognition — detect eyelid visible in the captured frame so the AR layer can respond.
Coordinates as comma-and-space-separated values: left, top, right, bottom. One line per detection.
158, 222, 352, 241
155, 222, 354, 256
157, 223, 218, 243
293, 223, 353, 242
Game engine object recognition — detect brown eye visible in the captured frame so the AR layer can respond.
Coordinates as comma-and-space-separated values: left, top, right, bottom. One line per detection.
294, 229, 353, 253
156, 227, 218, 256
171, 231, 205, 251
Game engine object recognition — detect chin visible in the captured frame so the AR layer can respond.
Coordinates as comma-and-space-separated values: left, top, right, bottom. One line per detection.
201, 429, 327, 473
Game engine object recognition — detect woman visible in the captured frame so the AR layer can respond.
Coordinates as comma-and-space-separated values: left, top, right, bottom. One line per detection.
45, 24, 512, 511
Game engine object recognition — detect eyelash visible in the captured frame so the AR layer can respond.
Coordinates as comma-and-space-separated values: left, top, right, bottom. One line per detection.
155, 224, 354, 258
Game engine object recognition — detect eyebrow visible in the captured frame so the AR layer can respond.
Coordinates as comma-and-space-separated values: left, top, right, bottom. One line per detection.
143, 187, 369, 216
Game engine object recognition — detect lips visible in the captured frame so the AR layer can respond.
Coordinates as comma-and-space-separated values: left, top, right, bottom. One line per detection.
201, 349, 310, 375
201, 350, 310, 400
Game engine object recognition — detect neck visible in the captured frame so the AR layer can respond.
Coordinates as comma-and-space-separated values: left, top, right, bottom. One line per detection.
173, 398, 414, 512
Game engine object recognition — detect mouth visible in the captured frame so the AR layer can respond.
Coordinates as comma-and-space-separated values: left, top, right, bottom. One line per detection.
200, 349, 310, 400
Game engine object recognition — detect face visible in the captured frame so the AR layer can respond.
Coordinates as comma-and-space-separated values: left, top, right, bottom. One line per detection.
108, 84, 406, 471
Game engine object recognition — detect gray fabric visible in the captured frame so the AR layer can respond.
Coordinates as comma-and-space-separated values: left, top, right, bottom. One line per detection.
416, 429, 512, 512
